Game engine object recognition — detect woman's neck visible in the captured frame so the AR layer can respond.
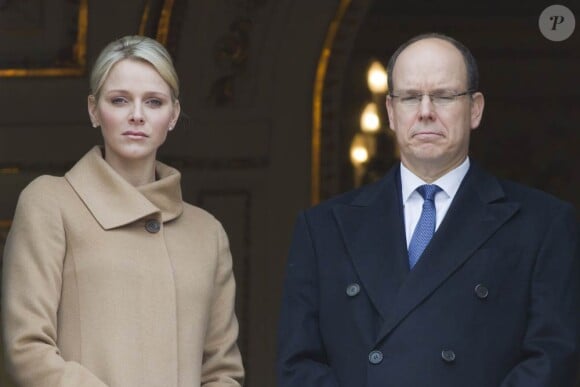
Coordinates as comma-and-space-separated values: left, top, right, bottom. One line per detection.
103, 151, 157, 186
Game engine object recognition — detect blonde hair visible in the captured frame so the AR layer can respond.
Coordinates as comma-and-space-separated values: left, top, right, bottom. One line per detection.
89, 35, 179, 101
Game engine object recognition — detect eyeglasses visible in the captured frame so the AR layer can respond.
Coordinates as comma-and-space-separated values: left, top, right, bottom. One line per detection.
389, 90, 474, 107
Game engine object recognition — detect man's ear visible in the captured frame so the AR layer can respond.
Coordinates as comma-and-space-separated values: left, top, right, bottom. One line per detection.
470, 92, 485, 130
386, 96, 395, 133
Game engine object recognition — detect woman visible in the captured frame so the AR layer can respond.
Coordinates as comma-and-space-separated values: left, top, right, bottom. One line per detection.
1, 36, 244, 387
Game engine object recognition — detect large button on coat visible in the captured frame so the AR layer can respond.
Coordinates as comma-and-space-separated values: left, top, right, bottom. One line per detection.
368, 350, 383, 364
145, 219, 161, 233
474, 283, 489, 299
346, 283, 361, 297
441, 349, 456, 363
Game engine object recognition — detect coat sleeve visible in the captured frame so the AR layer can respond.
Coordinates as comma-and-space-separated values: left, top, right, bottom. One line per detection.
1, 178, 108, 387
277, 212, 340, 387
499, 203, 580, 387
200, 222, 245, 387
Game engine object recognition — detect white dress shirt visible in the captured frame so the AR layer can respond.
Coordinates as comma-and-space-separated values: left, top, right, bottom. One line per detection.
400, 158, 470, 247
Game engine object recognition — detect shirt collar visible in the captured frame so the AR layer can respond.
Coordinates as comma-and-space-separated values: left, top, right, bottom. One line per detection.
400, 157, 470, 202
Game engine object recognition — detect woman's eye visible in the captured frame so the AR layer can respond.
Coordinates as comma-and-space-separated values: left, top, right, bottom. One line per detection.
147, 99, 163, 107
111, 97, 127, 104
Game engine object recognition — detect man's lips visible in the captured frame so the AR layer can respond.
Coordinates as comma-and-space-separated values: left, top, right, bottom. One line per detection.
412, 130, 443, 138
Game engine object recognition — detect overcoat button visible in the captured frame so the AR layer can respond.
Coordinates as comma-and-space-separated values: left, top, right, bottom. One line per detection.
368, 350, 383, 364
441, 349, 456, 363
346, 283, 360, 297
145, 219, 161, 233
474, 284, 489, 299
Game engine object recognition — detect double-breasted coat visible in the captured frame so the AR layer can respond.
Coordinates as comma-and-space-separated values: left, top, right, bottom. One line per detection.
278, 163, 579, 387
2, 146, 244, 387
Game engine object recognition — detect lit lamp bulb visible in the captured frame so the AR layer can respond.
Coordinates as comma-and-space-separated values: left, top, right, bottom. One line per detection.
367, 61, 388, 94
360, 102, 380, 133
350, 145, 369, 166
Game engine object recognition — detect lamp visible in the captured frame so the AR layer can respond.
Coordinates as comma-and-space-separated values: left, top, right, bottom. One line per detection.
350, 59, 392, 188
351, 145, 369, 165
367, 60, 388, 94
360, 102, 381, 133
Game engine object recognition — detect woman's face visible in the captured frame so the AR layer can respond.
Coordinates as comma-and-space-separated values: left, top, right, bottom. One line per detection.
88, 58, 180, 168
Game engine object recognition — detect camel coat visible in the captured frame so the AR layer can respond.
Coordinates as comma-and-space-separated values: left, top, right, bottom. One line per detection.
1, 146, 244, 387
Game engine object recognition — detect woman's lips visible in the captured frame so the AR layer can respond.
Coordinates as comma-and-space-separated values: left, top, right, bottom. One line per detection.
122, 131, 148, 139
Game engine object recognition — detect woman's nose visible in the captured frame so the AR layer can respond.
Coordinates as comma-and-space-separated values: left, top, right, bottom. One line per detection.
129, 104, 145, 124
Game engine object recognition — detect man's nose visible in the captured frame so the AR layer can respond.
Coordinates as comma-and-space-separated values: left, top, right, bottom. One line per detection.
418, 94, 436, 120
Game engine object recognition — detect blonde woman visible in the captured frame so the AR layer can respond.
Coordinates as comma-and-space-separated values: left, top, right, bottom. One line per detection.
2, 36, 244, 387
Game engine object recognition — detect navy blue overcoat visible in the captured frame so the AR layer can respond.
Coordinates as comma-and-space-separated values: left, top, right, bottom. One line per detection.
278, 163, 579, 387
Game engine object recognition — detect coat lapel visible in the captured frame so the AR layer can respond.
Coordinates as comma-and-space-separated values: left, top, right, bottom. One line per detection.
334, 167, 409, 326
375, 163, 520, 344
65, 146, 183, 230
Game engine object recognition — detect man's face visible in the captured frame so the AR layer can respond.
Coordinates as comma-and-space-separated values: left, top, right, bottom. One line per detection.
386, 38, 484, 180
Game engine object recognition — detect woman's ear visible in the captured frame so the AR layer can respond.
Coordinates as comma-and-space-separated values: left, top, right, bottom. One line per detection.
169, 100, 181, 131
87, 95, 99, 128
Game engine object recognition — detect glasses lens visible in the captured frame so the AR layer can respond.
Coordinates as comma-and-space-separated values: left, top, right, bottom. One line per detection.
393, 91, 470, 107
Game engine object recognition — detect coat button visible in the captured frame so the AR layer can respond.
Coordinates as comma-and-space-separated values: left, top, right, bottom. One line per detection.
474, 284, 489, 299
368, 350, 383, 365
346, 283, 360, 297
441, 349, 456, 363
145, 219, 161, 233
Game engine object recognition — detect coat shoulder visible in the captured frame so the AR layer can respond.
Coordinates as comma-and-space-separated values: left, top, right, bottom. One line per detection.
17, 175, 70, 206
498, 178, 575, 215
180, 202, 224, 231
305, 177, 388, 218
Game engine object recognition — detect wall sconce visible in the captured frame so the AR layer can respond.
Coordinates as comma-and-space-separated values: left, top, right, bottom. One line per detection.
360, 102, 381, 133
350, 132, 376, 187
349, 59, 391, 187
367, 61, 388, 94
350, 143, 369, 166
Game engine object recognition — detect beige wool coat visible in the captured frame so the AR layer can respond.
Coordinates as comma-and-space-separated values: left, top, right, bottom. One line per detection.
1, 146, 244, 387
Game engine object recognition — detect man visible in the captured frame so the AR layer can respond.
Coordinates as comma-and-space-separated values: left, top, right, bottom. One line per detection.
277, 33, 579, 386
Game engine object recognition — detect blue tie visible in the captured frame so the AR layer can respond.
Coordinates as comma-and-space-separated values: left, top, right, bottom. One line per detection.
408, 184, 442, 269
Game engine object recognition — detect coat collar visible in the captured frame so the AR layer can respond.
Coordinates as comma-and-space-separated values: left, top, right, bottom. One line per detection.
65, 146, 183, 229
333, 166, 409, 338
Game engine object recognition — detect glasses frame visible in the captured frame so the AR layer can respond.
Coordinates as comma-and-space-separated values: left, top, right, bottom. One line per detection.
389, 90, 475, 107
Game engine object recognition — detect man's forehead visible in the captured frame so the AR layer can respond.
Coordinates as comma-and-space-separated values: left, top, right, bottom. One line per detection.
392, 38, 467, 88
399, 37, 461, 57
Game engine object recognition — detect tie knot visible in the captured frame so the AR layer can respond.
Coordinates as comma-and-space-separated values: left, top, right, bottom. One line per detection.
416, 184, 441, 201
